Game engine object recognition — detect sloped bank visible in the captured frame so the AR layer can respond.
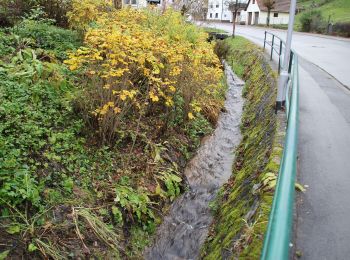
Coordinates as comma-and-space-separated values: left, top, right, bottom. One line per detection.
201, 37, 285, 259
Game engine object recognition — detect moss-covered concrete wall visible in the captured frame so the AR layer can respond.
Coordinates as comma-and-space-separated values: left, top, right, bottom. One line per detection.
201, 37, 285, 259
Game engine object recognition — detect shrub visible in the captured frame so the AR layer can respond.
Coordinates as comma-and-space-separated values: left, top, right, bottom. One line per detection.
14, 10, 81, 59
299, 10, 326, 33
332, 22, 350, 37
65, 8, 223, 145
0, 0, 72, 28
67, 0, 114, 31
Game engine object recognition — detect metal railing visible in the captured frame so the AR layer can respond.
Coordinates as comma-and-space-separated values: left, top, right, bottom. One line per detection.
261, 31, 299, 260
263, 31, 294, 74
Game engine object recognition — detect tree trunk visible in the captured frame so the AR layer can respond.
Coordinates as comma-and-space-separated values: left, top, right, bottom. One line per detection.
267, 9, 271, 27
113, 0, 123, 9
232, 10, 237, 37
162, 0, 167, 14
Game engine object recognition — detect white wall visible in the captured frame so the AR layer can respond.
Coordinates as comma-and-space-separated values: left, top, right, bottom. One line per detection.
242, 1, 290, 25
206, 0, 289, 25
207, 0, 223, 21
246, 1, 260, 13
242, 1, 260, 25
259, 11, 289, 24
123, 0, 148, 8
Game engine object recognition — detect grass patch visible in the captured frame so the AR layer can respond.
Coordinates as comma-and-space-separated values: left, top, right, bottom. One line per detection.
296, 0, 350, 24
203, 27, 228, 33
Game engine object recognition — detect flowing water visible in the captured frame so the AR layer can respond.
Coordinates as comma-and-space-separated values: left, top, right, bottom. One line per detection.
144, 63, 245, 260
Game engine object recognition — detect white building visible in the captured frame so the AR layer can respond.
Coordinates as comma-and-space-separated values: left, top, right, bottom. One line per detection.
207, 0, 290, 25
206, 0, 235, 22
244, 0, 290, 25
123, 0, 148, 8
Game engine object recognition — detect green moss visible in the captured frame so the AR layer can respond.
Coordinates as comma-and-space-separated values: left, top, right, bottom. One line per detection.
201, 37, 284, 259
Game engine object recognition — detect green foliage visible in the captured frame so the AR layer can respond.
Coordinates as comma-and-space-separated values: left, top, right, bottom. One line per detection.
111, 206, 123, 224
0, 30, 16, 56
1, 7, 225, 259
0, 250, 10, 260
297, 0, 350, 24
14, 10, 81, 60
0, 48, 77, 207
156, 168, 182, 201
203, 27, 227, 33
185, 114, 213, 147
299, 10, 325, 32
114, 184, 154, 224
0, 0, 72, 27
28, 243, 38, 252
214, 40, 231, 61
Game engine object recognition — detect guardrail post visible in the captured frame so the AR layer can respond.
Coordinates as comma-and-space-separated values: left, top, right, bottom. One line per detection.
288, 51, 294, 73
278, 39, 282, 73
264, 31, 267, 50
270, 35, 274, 61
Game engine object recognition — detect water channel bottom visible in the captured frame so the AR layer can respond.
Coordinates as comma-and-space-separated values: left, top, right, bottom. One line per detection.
144, 63, 245, 260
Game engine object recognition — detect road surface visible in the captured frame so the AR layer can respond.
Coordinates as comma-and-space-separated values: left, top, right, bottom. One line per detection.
202, 22, 350, 259
202, 23, 350, 88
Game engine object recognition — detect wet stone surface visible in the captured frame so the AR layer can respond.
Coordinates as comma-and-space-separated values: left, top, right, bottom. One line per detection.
144, 63, 245, 260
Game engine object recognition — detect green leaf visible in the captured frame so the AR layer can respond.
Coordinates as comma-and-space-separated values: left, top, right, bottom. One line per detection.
28, 243, 38, 252
169, 174, 182, 183
295, 182, 306, 192
112, 206, 123, 223
6, 225, 20, 234
62, 177, 74, 192
155, 182, 162, 195
0, 250, 10, 260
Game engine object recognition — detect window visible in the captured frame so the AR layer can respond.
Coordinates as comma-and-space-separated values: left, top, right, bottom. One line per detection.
274, 13, 278, 17
210, 13, 213, 18
124, 0, 137, 4
210, 4, 213, 8
216, 4, 219, 8
215, 13, 218, 18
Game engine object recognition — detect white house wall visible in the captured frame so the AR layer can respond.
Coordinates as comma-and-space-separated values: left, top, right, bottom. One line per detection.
242, 9, 289, 25
207, 0, 236, 22
123, 0, 147, 8
258, 11, 289, 24
206, 0, 289, 25
246, 1, 260, 13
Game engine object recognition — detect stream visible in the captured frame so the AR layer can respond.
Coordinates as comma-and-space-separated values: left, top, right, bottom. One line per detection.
144, 63, 245, 260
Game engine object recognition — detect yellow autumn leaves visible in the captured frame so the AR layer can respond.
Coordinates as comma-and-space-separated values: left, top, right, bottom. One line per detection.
65, 3, 223, 142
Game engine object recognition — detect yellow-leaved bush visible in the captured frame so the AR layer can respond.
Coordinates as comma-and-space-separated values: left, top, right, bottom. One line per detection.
65, 5, 224, 144
67, 0, 113, 31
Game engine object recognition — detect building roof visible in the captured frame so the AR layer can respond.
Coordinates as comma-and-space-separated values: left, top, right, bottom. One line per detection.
247, 0, 291, 13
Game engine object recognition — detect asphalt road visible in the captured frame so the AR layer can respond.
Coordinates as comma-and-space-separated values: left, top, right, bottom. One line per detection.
201, 22, 350, 259
201, 22, 350, 88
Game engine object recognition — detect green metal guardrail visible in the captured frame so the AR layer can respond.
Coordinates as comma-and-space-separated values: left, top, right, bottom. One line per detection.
261, 31, 299, 260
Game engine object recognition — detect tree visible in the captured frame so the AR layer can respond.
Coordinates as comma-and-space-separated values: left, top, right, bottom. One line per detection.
263, 0, 275, 27
172, 0, 209, 20
225, 0, 249, 37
